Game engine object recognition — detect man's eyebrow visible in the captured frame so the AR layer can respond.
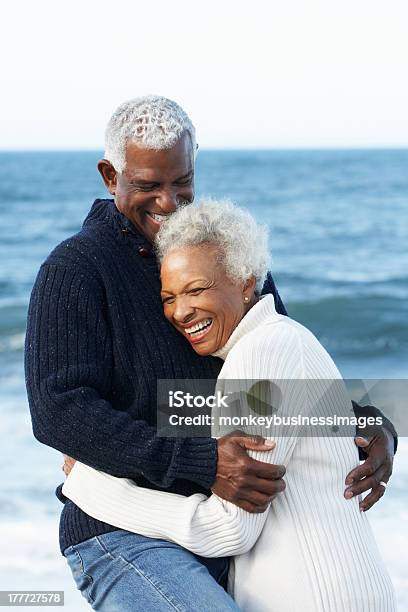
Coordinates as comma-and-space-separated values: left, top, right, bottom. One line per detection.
129, 177, 160, 185
175, 169, 194, 180
128, 169, 193, 185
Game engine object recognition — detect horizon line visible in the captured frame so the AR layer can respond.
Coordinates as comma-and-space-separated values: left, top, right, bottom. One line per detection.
1, 145, 408, 153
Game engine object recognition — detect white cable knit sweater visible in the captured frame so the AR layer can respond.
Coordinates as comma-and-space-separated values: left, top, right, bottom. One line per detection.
63, 295, 396, 611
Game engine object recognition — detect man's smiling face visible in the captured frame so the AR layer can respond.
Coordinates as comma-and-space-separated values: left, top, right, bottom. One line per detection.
98, 131, 195, 244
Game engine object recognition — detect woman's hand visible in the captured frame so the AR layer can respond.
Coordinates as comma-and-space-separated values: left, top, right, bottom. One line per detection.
344, 428, 394, 511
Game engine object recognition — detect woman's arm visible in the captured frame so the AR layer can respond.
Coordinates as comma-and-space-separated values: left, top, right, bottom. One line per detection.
63, 457, 275, 557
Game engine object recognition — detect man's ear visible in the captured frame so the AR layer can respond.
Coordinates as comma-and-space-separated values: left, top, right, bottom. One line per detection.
97, 159, 118, 195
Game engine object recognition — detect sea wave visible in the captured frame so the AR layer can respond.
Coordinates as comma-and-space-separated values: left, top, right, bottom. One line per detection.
286, 295, 408, 357
0, 520, 88, 610
0, 332, 25, 352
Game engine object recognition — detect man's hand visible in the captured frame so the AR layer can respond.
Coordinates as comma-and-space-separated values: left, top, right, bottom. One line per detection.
211, 431, 286, 513
344, 428, 394, 512
62, 454, 76, 476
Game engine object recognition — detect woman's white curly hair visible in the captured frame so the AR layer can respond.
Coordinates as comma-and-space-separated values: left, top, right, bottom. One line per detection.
104, 95, 196, 173
156, 199, 271, 292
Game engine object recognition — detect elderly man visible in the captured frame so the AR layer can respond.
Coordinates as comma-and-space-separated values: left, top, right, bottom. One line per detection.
25, 96, 397, 611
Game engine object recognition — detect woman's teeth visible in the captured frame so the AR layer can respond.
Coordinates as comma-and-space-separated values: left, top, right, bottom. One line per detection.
185, 319, 213, 336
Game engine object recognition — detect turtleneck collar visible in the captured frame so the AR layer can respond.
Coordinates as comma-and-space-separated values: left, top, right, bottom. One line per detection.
212, 294, 281, 361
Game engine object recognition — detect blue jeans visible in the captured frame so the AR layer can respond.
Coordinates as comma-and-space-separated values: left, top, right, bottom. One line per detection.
64, 530, 239, 611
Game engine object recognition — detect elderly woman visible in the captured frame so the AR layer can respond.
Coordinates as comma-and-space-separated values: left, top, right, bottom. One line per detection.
63, 200, 396, 611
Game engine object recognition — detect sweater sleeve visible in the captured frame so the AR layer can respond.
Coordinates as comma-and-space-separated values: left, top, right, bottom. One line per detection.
62, 321, 313, 557
261, 272, 288, 316
62, 460, 269, 557
25, 263, 217, 488
351, 401, 398, 456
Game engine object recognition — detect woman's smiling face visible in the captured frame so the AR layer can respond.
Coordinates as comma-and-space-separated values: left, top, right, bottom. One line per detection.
160, 244, 255, 355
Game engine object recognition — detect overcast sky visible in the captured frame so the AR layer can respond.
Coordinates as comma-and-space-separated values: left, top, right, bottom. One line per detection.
2, 0, 408, 149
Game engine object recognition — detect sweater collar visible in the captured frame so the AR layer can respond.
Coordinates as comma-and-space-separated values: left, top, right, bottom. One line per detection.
212, 294, 280, 361
83, 198, 154, 254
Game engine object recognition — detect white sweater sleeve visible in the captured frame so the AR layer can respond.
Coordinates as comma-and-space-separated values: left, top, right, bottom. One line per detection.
63, 461, 268, 556
62, 320, 340, 557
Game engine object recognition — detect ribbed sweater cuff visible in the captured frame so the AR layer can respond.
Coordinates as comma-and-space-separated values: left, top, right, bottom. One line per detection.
169, 438, 218, 489
351, 401, 398, 457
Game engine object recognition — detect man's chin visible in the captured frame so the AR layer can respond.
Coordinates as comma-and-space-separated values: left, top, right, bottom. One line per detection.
137, 223, 158, 245
145, 230, 158, 245
143, 220, 162, 244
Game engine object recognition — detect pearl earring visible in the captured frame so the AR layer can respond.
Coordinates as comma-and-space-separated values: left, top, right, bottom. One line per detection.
244, 296, 250, 303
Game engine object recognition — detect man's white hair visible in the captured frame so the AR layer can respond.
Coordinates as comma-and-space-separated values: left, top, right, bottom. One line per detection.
156, 199, 271, 292
105, 95, 196, 173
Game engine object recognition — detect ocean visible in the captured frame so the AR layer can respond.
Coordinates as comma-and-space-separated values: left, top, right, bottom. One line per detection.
0, 150, 407, 609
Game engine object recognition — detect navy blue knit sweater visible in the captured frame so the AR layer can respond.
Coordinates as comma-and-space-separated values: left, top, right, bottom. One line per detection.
25, 199, 396, 554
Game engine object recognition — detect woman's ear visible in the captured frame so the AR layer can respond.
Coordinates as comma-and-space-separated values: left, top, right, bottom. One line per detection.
97, 159, 118, 195
243, 275, 257, 300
